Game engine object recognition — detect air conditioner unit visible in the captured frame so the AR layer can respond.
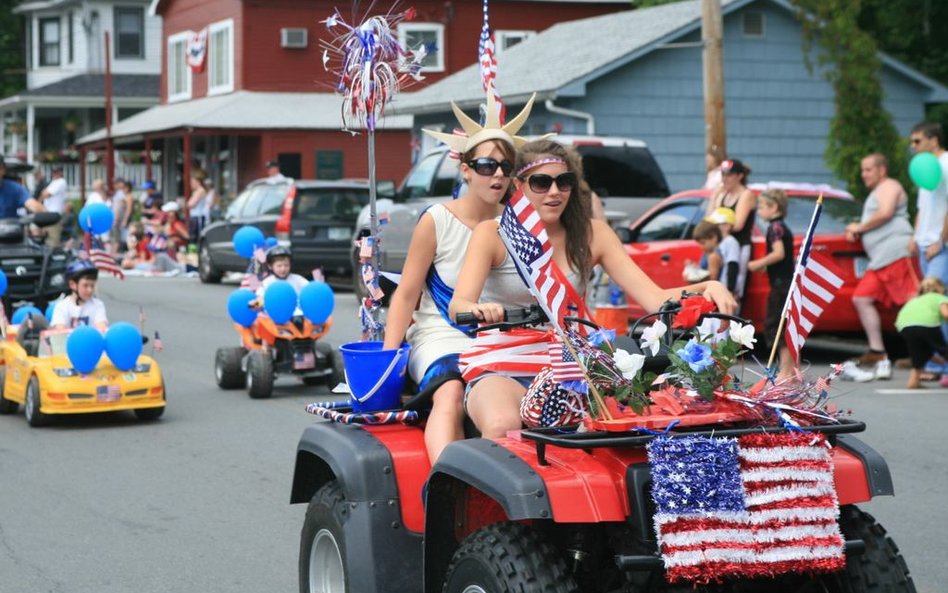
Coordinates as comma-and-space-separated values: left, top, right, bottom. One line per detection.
281, 28, 308, 49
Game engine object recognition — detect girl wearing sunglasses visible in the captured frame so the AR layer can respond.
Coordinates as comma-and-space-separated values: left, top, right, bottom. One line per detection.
382, 90, 536, 463
449, 139, 737, 439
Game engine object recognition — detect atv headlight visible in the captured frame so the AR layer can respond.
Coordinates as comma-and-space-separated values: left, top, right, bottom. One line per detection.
132, 363, 151, 373
50, 273, 65, 286
53, 368, 79, 377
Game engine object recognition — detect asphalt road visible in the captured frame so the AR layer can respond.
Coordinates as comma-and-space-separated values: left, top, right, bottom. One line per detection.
0, 276, 944, 593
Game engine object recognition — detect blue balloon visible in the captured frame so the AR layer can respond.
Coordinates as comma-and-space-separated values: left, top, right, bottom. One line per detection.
264, 237, 279, 248
78, 203, 114, 235
45, 299, 60, 322
227, 289, 259, 328
12, 306, 43, 325
264, 281, 298, 325
299, 282, 335, 324
233, 226, 266, 258
66, 326, 105, 374
105, 322, 143, 371
0, 269, 7, 297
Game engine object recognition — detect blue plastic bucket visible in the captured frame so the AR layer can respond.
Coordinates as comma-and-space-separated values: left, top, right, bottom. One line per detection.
339, 342, 411, 412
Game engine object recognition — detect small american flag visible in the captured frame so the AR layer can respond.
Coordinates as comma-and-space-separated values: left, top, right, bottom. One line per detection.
459, 328, 551, 382
147, 232, 168, 253
88, 236, 125, 279
648, 432, 845, 584
781, 197, 843, 362
498, 189, 570, 330
548, 335, 585, 383
153, 330, 163, 353
477, 0, 505, 123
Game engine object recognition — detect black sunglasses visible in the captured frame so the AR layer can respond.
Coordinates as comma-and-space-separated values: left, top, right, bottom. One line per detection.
522, 172, 577, 194
466, 157, 513, 177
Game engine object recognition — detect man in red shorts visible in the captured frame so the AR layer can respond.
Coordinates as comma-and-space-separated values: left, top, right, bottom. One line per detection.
843, 153, 919, 381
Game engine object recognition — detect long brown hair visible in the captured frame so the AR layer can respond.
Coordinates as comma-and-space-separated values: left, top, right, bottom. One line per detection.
515, 139, 592, 287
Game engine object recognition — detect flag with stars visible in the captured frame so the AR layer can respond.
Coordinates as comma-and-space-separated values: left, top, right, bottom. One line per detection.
647, 432, 845, 584
477, 0, 505, 123
548, 334, 584, 383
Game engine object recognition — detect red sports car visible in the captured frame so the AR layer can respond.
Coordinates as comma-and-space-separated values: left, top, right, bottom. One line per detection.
621, 183, 899, 334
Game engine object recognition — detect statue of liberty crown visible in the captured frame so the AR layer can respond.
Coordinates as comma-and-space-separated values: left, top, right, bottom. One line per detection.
422, 83, 537, 155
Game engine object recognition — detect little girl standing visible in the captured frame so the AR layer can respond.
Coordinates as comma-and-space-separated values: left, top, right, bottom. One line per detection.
895, 276, 948, 389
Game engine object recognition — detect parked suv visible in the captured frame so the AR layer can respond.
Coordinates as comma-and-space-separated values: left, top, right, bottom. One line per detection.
351, 135, 669, 295
198, 179, 374, 286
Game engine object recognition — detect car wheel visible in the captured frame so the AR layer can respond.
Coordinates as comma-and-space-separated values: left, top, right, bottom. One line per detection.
24, 376, 49, 428
299, 481, 348, 593
199, 242, 223, 284
443, 522, 578, 593
215, 347, 247, 389
0, 366, 18, 414
247, 349, 274, 399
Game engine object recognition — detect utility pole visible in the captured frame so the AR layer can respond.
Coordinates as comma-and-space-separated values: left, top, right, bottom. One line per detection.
702, 0, 726, 158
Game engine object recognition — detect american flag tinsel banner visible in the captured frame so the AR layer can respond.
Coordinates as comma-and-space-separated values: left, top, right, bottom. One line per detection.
85, 235, 124, 279
498, 189, 569, 330
459, 327, 552, 382
478, 0, 505, 124
647, 432, 845, 584
548, 334, 585, 383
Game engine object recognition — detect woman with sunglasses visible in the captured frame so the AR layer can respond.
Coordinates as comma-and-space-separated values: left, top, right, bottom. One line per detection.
449, 139, 737, 439
706, 158, 756, 303
382, 90, 536, 463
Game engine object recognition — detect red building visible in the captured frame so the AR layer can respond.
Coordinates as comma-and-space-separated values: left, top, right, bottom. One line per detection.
78, 0, 627, 199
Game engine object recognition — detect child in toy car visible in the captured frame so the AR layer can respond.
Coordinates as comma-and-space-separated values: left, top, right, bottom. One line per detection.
50, 259, 108, 331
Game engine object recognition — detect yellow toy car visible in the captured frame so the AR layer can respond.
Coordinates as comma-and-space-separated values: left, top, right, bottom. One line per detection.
0, 326, 165, 427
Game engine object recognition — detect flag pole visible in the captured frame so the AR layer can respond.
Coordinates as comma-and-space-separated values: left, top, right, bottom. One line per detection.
766, 193, 823, 371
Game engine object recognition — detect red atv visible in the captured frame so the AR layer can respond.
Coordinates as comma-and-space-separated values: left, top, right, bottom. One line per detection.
289, 305, 916, 593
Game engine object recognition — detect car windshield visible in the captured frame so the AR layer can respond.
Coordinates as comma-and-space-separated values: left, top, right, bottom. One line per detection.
757, 196, 861, 235
575, 145, 669, 198
398, 152, 442, 200
38, 328, 71, 358
294, 187, 370, 222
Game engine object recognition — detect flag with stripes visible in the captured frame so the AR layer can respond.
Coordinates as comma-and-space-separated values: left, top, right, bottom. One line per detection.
147, 232, 168, 253
548, 334, 585, 383
459, 327, 552, 382
477, 0, 505, 123
498, 189, 570, 330
780, 196, 843, 362
648, 432, 845, 584
87, 236, 125, 279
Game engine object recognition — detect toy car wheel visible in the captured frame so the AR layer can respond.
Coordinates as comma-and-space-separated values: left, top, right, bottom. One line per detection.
0, 366, 18, 415
443, 522, 578, 593
215, 347, 247, 389
834, 505, 917, 592
327, 348, 345, 389
134, 406, 164, 421
299, 481, 348, 593
24, 376, 49, 428
246, 350, 274, 399
199, 242, 223, 284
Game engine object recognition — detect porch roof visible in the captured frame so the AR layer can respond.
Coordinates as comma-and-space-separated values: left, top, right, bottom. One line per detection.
76, 90, 413, 146
0, 74, 160, 111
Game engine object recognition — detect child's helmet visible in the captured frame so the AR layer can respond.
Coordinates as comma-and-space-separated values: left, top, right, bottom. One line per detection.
65, 259, 99, 283
265, 246, 292, 265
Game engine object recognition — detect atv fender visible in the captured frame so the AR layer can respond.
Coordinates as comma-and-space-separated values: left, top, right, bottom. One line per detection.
836, 434, 894, 498
290, 422, 423, 593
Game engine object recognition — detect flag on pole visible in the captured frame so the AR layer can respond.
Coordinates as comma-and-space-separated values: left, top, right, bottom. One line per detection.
548, 334, 585, 383
87, 235, 125, 279
497, 189, 569, 330
478, 0, 505, 123
780, 195, 843, 362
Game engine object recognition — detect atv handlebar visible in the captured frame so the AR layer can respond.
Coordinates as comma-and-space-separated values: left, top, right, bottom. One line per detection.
457, 305, 549, 334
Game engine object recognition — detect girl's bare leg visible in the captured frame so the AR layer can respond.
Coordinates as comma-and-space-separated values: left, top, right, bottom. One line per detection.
465, 376, 526, 439
424, 380, 465, 463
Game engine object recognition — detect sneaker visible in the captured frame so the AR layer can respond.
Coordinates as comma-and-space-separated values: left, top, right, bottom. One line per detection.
873, 359, 892, 380
840, 361, 876, 382
852, 351, 887, 367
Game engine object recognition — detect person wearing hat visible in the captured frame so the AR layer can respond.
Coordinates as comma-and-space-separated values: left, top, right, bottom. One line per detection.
255, 246, 309, 300
139, 180, 163, 228
706, 206, 744, 301
382, 86, 537, 463
159, 201, 189, 255
265, 159, 286, 183
706, 158, 755, 300
50, 259, 109, 331
0, 155, 45, 218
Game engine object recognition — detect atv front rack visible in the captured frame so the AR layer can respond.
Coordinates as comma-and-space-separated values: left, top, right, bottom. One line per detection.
521, 418, 866, 466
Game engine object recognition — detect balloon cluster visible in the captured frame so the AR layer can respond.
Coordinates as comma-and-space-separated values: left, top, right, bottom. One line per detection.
909, 153, 943, 191
226, 282, 334, 327
65, 322, 143, 374
78, 203, 114, 235
232, 226, 278, 259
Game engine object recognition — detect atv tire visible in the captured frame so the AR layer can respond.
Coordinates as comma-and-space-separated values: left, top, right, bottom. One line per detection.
0, 366, 18, 415
837, 505, 917, 592
443, 522, 579, 593
247, 350, 274, 399
215, 347, 246, 389
299, 481, 349, 593
24, 376, 49, 427
199, 242, 223, 284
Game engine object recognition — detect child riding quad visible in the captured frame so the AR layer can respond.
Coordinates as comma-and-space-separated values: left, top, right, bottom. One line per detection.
214, 247, 341, 399
289, 303, 915, 593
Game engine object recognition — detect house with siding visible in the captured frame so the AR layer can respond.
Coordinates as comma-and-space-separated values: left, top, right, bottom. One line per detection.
393, 0, 948, 192
0, 0, 161, 190
75, 0, 630, 202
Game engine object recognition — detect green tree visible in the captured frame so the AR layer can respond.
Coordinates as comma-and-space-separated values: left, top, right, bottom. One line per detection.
790, 0, 907, 199
0, 3, 26, 97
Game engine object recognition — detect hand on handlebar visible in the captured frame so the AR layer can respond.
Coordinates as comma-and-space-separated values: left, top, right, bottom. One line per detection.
463, 303, 506, 325
700, 281, 738, 317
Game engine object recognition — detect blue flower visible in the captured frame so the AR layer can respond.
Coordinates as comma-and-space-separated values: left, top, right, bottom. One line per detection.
676, 339, 714, 373
588, 328, 616, 347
